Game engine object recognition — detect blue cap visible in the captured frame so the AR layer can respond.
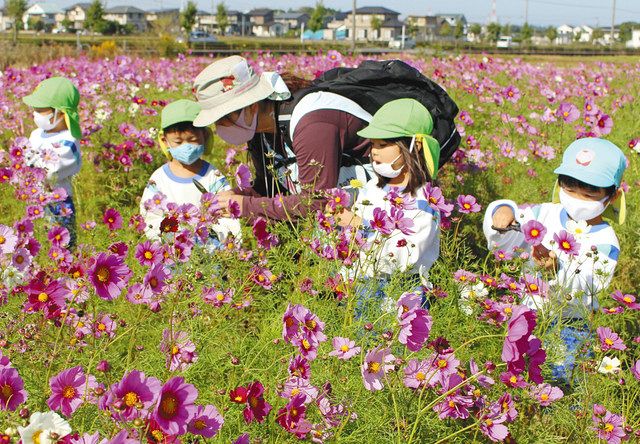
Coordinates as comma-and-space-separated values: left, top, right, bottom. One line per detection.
554, 138, 626, 188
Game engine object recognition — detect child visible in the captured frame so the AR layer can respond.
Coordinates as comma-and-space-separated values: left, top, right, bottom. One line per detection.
23, 77, 82, 248
140, 99, 240, 243
336, 99, 443, 316
484, 137, 626, 382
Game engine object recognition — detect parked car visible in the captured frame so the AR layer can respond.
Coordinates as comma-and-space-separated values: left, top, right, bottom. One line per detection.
188, 31, 218, 43
496, 36, 517, 48
388, 36, 416, 49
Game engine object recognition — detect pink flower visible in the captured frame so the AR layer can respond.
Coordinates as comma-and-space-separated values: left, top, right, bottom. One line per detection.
479, 402, 509, 442
553, 230, 580, 256
276, 394, 309, 436
187, 404, 224, 438
631, 360, 640, 381
0, 224, 18, 255
423, 183, 454, 216
502, 305, 537, 376
325, 188, 351, 212
241, 381, 272, 424
89, 253, 131, 301
328, 337, 361, 360
236, 162, 254, 189
610, 290, 640, 310
529, 383, 563, 406
252, 217, 279, 250
595, 114, 613, 136
502, 85, 521, 103
398, 307, 432, 352
288, 356, 311, 379
202, 287, 233, 307
47, 226, 70, 247
597, 326, 627, 351
522, 220, 547, 246
152, 376, 198, 435
361, 346, 395, 391
47, 366, 97, 417
251, 265, 276, 290
434, 374, 474, 419
592, 406, 627, 444
94, 314, 117, 338
403, 359, 432, 389
134, 240, 162, 267
499, 371, 528, 388
456, 194, 481, 214
557, 102, 580, 123
0, 367, 27, 411
103, 208, 123, 231
160, 329, 198, 372
370, 207, 394, 235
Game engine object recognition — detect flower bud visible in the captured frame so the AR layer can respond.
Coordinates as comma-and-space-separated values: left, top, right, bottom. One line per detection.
19, 407, 30, 419
593, 404, 607, 417
364, 323, 373, 331
133, 418, 144, 428
96, 360, 110, 372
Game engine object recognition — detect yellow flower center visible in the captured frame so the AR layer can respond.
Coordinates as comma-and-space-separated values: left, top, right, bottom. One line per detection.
368, 361, 381, 373
563, 111, 569, 117
97, 323, 106, 331
193, 419, 206, 430
504, 307, 512, 314
1, 383, 13, 398
96, 266, 110, 283
540, 394, 549, 401
301, 339, 311, 350
448, 400, 455, 407
151, 430, 164, 442
124, 391, 139, 407
340, 345, 349, 352
604, 423, 614, 432
291, 388, 300, 396
463, 203, 471, 209
144, 251, 153, 259
604, 338, 614, 346
216, 293, 225, 301
149, 277, 158, 288
529, 284, 538, 292
562, 241, 571, 250
171, 345, 179, 355
416, 372, 425, 381
0, 236, 5, 244
159, 394, 178, 418
623, 296, 632, 303
306, 320, 317, 330
108, 218, 114, 223
62, 386, 76, 399
335, 197, 341, 203
38, 292, 49, 302
485, 419, 493, 426
509, 375, 517, 384
33, 431, 43, 444
530, 229, 539, 237
437, 359, 448, 369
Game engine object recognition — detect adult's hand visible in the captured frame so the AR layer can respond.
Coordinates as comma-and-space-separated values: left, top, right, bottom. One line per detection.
217, 190, 244, 217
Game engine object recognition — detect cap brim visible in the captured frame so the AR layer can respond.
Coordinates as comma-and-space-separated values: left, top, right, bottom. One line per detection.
193, 76, 275, 128
553, 165, 615, 188
357, 124, 406, 140
23, 94, 52, 108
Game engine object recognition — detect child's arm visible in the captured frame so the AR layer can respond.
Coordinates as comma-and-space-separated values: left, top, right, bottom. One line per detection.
482, 199, 525, 252
139, 185, 164, 240
48, 140, 81, 181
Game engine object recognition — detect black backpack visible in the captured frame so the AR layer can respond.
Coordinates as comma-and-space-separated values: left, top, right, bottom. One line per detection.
278, 59, 461, 169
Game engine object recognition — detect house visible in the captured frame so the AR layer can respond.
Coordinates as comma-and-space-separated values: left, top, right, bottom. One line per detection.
406, 15, 438, 42
345, 6, 402, 41
23, 3, 64, 30
0, 7, 15, 31
64, 3, 91, 30
575, 25, 593, 42
104, 5, 147, 32
436, 13, 467, 36
193, 10, 248, 35
626, 29, 640, 48
145, 8, 179, 24
273, 12, 308, 34
598, 28, 620, 45
248, 8, 273, 37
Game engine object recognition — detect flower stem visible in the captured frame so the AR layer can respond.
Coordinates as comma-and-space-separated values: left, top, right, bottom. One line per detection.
433, 421, 478, 444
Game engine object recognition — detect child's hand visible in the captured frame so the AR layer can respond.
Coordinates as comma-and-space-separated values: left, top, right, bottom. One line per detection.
532, 244, 557, 271
334, 208, 362, 228
492, 205, 516, 229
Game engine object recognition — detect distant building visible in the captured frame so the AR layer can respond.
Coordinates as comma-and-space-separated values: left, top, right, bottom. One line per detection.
23, 3, 64, 30
273, 12, 309, 34
194, 10, 249, 35
406, 15, 438, 42
345, 6, 402, 41
0, 7, 15, 31
64, 3, 91, 30
597, 27, 620, 45
626, 29, 640, 48
104, 5, 147, 32
248, 8, 273, 37
555, 24, 575, 44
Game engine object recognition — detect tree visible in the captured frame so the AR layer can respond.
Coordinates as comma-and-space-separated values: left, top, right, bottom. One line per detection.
406, 17, 417, 38
501, 23, 512, 36
216, 2, 228, 36
370, 15, 382, 39
84, 0, 106, 32
545, 26, 557, 43
307, 1, 326, 32
486, 22, 501, 42
61, 18, 73, 31
521, 22, 533, 42
618, 22, 638, 43
439, 22, 451, 37
454, 20, 464, 40
181, 1, 198, 36
592, 28, 604, 44
6, 0, 28, 44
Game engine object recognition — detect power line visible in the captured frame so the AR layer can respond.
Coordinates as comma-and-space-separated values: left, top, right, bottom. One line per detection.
527, 0, 640, 15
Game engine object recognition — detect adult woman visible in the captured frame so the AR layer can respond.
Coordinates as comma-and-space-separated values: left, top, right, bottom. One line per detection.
192, 55, 373, 221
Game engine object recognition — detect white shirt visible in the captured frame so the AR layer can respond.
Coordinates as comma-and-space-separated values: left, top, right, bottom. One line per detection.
351, 179, 440, 281
484, 199, 620, 318
27, 128, 81, 197
140, 161, 241, 241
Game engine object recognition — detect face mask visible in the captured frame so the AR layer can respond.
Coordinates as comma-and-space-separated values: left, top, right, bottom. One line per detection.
34, 110, 62, 131
168, 143, 204, 165
216, 108, 258, 145
559, 188, 609, 222
372, 154, 404, 179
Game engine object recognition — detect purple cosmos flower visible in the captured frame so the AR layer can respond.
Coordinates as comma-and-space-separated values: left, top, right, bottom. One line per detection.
187, 404, 224, 438
403, 359, 432, 389
398, 307, 432, 352
103, 208, 123, 231
502, 305, 537, 375
434, 374, 474, 420
99, 370, 162, 421
152, 376, 198, 435
557, 102, 580, 123
361, 346, 395, 391
134, 240, 162, 267
160, 329, 198, 372
553, 230, 580, 256
126, 283, 154, 305
233, 434, 250, 444
370, 207, 394, 235
276, 394, 309, 436
595, 114, 613, 136
479, 402, 509, 442
499, 371, 528, 389
592, 406, 627, 444
522, 220, 547, 246
423, 183, 454, 217
144, 263, 171, 295
47, 226, 70, 248
631, 360, 640, 381
252, 217, 279, 250
498, 392, 518, 422
0, 367, 27, 411
325, 188, 351, 212
597, 326, 627, 351
390, 207, 415, 235
328, 337, 361, 360
610, 290, 640, 310
89, 253, 131, 301
280, 376, 318, 404
529, 383, 563, 407
288, 355, 311, 379
94, 314, 117, 339
235, 163, 252, 190
251, 265, 276, 290
47, 366, 97, 417
242, 381, 272, 424
202, 286, 233, 307
456, 194, 481, 214
502, 85, 521, 103
470, 358, 495, 388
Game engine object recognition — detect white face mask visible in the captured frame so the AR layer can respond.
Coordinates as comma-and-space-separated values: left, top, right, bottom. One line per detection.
559, 188, 609, 222
372, 153, 404, 179
34, 110, 63, 131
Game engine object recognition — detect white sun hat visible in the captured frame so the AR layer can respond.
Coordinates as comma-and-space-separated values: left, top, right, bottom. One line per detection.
192, 55, 291, 127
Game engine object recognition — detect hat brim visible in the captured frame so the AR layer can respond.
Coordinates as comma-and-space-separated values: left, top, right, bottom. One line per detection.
553, 165, 616, 188
357, 125, 407, 140
23, 93, 53, 109
193, 76, 275, 128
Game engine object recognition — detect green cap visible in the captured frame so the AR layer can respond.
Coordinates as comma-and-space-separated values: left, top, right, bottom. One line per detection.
161, 99, 201, 129
358, 98, 441, 179
23, 77, 82, 139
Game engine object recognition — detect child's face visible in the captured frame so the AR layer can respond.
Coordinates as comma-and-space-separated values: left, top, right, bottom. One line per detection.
370, 139, 405, 170
560, 183, 609, 203
163, 128, 205, 148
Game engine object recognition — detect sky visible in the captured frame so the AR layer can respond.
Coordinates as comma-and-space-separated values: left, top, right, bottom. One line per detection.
102, 0, 640, 27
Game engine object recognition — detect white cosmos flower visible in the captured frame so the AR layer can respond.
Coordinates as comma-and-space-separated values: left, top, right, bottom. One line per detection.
458, 282, 486, 316
18, 412, 72, 444
566, 219, 591, 239
597, 356, 621, 374
128, 103, 140, 116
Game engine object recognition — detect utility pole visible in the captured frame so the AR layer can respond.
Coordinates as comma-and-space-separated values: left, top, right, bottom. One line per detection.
610, 0, 616, 47
524, 0, 528, 24
490, 0, 497, 23
351, 0, 356, 52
